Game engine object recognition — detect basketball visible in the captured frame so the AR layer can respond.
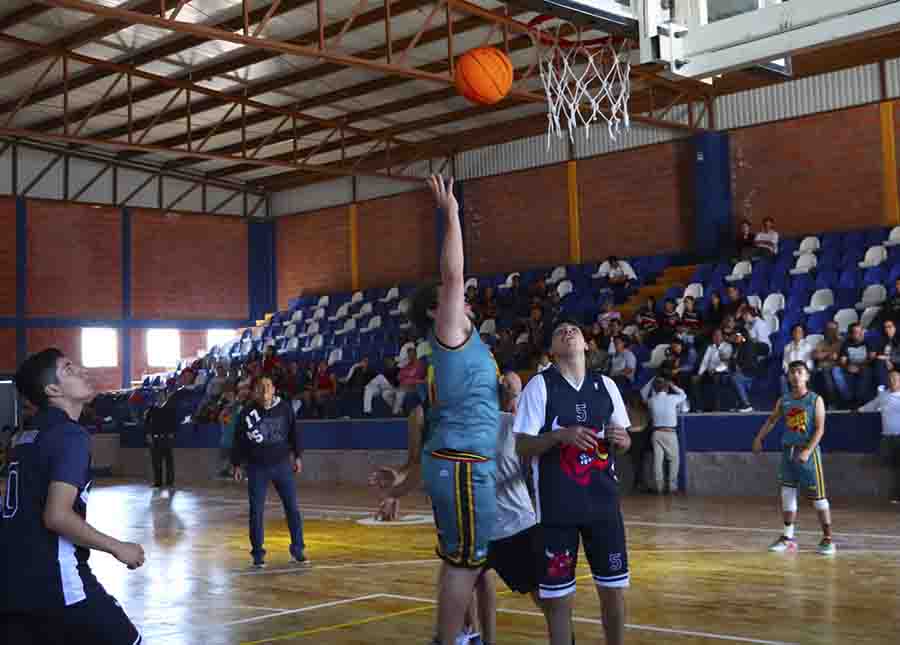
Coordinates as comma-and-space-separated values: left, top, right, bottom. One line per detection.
455, 46, 514, 105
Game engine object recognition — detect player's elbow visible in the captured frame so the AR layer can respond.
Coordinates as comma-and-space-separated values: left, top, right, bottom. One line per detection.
43, 506, 68, 533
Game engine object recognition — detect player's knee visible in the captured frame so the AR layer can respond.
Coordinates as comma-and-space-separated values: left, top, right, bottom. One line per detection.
781, 486, 798, 513
813, 497, 830, 512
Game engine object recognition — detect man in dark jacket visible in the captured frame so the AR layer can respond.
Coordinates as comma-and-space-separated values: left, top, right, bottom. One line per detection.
232, 375, 306, 568
729, 331, 764, 412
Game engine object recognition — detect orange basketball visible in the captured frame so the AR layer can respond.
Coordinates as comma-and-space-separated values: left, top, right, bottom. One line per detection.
455, 47, 514, 106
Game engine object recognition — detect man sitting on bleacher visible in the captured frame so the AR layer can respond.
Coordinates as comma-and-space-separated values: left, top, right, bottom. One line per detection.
832, 323, 874, 409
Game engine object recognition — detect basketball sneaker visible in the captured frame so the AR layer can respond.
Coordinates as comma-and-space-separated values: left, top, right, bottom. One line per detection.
252, 559, 266, 569
816, 538, 836, 556
768, 536, 798, 553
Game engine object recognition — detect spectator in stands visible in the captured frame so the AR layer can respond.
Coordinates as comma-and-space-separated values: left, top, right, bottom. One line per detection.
363, 358, 399, 417
476, 286, 498, 322
753, 216, 779, 258
678, 296, 702, 345
586, 338, 608, 372
543, 290, 562, 324
694, 328, 734, 412
340, 357, 375, 417
875, 278, 900, 329
721, 314, 739, 344
206, 364, 228, 399
832, 322, 874, 409
493, 329, 517, 371
217, 390, 240, 478
660, 298, 680, 343
705, 291, 725, 331
262, 346, 280, 374
635, 297, 659, 346
813, 322, 842, 407
735, 218, 755, 260
311, 361, 337, 418
729, 331, 760, 412
527, 306, 546, 354
394, 347, 426, 416
596, 255, 637, 304
858, 369, 900, 504
742, 307, 772, 354
609, 336, 637, 390
782, 324, 815, 393
663, 338, 697, 394
642, 375, 687, 494
723, 285, 748, 320
596, 298, 622, 332
872, 319, 900, 388
465, 284, 478, 306
536, 352, 554, 373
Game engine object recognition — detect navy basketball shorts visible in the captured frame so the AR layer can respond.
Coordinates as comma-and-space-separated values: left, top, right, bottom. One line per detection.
2, 590, 141, 645
538, 509, 629, 599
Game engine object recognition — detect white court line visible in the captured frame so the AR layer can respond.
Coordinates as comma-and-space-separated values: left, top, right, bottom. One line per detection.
378, 594, 799, 645
233, 558, 440, 576
628, 520, 900, 541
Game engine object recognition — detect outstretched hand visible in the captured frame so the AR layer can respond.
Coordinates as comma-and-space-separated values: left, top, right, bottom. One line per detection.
427, 175, 458, 215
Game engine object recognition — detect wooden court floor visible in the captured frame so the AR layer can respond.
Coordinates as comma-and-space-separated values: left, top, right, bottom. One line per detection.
84, 480, 900, 644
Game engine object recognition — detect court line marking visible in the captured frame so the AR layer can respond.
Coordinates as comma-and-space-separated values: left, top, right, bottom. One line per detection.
379, 594, 800, 645
233, 558, 440, 576
628, 520, 900, 541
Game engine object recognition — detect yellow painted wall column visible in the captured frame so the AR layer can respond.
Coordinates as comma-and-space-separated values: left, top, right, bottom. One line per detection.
349, 203, 360, 290
881, 101, 899, 226
567, 160, 581, 263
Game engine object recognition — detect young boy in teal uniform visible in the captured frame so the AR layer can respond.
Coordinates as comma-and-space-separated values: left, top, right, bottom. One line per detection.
753, 361, 836, 555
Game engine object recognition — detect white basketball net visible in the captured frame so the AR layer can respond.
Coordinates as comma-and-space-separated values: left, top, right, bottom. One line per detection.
533, 24, 632, 144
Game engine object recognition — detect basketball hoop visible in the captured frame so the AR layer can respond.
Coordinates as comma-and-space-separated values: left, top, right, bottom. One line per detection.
529, 15, 632, 144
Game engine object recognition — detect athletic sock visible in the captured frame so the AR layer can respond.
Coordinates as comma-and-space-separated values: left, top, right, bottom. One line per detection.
822, 524, 832, 540
783, 523, 795, 539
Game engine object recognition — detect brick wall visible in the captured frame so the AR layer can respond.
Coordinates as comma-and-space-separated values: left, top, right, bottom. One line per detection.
276, 206, 351, 309
464, 164, 570, 275
181, 330, 208, 362
731, 104, 885, 236
357, 189, 437, 289
131, 209, 248, 319
579, 141, 695, 261
27, 200, 122, 318
0, 328, 15, 373
0, 198, 15, 317
27, 328, 121, 393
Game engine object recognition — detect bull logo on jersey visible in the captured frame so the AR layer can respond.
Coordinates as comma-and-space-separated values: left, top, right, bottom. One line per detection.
785, 406, 808, 435
559, 434, 611, 486
545, 549, 574, 579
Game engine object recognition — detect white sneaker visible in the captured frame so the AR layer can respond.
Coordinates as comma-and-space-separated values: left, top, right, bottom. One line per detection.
768, 536, 798, 553
738, 406, 754, 413
816, 538, 836, 556
455, 631, 481, 645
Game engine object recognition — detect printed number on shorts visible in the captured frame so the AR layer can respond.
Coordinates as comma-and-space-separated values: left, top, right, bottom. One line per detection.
2, 462, 19, 519
609, 553, 623, 572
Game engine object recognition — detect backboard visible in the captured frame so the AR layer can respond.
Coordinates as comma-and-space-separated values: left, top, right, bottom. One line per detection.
506, 0, 900, 79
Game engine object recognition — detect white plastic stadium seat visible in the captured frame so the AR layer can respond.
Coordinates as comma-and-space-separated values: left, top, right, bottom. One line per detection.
859, 245, 887, 269
479, 318, 497, 335
416, 340, 432, 358
361, 315, 382, 333
351, 291, 364, 305
379, 286, 400, 303
557, 279, 574, 299
327, 348, 343, 366
390, 298, 410, 317
643, 344, 669, 369
353, 302, 374, 319
833, 309, 860, 335
335, 318, 356, 336
794, 236, 820, 257
328, 302, 350, 322
747, 295, 762, 312
316, 295, 330, 308
498, 272, 520, 290
284, 324, 297, 339
803, 289, 834, 315
516, 331, 530, 345
240, 339, 253, 355
299, 321, 319, 338
725, 261, 752, 283
312, 307, 326, 321
397, 341, 416, 366
465, 277, 478, 291
683, 283, 704, 300
860, 306, 882, 330
547, 266, 567, 285
856, 284, 887, 310
290, 310, 304, 323
762, 293, 785, 317
284, 338, 300, 354
764, 313, 780, 333
302, 334, 324, 353
885, 226, 900, 247
789, 253, 817, 275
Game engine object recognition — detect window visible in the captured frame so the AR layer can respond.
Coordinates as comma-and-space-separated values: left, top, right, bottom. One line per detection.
207, 329, 236, 352
146, 329, 180, 368
81, 328, 118, 368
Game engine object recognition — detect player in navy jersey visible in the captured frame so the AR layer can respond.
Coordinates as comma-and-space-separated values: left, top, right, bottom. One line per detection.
406, 175, 501, 645
515, 318, 632, 645
1, 348, 144, 645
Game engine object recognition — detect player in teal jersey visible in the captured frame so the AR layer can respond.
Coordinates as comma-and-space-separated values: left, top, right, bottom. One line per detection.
405, 175, 501, 645
753, 361, 836, 555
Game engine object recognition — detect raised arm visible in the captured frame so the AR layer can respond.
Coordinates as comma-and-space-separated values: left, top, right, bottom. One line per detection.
428, 175, 471, 347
